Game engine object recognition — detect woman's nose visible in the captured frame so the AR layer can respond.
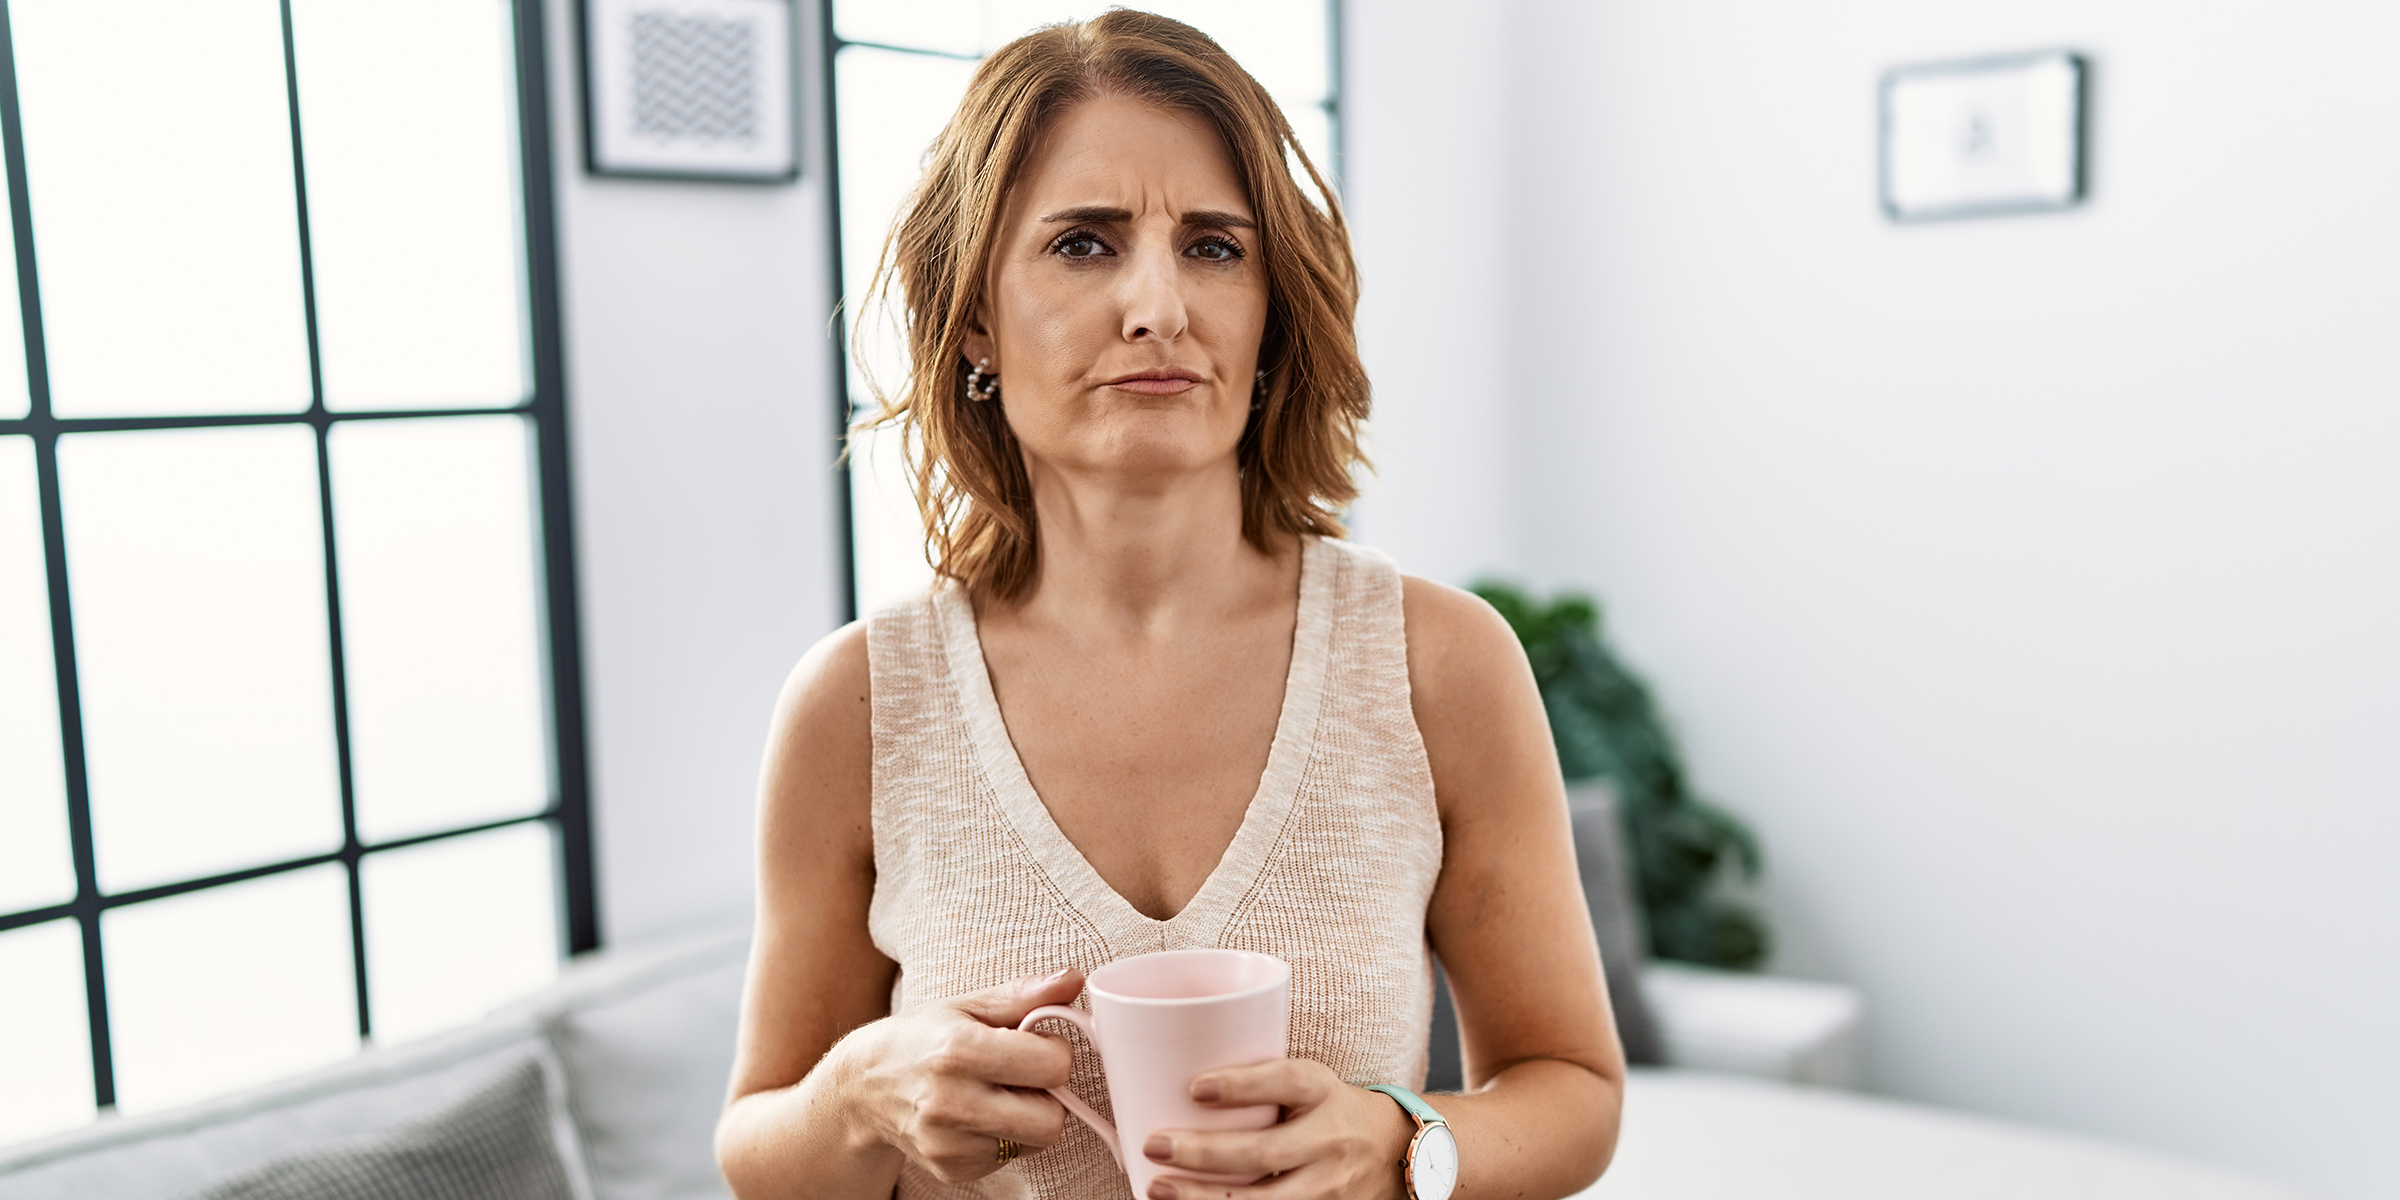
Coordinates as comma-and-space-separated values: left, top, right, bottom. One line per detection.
1118, 242, 1188, 344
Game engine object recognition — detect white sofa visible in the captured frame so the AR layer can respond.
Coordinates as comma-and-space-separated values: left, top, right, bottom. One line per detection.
0, 920, 2308, 1200
1637, 962, 1864, 1089
0, 922, 750, 1200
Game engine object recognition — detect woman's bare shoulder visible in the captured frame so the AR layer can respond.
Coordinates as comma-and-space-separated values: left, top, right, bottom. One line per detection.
758, 620, 873, 856
778, 619, 872, 717
1398, 575, 1534, 705
1398, 576, 1557, 823
772, 620, 871, 745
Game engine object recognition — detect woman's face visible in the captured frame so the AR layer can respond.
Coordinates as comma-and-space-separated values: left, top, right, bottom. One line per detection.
966, 93, 1268, 490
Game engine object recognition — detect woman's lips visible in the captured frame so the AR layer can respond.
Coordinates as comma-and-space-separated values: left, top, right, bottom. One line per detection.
1104, 370, 1204, 396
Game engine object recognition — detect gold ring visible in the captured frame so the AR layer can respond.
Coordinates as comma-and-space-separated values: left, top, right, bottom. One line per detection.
996, 1138, 1020, 1166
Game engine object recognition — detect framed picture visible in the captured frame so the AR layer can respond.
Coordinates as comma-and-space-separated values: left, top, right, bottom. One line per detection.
1880, 50, 2087, 222
579, 0, 797, 181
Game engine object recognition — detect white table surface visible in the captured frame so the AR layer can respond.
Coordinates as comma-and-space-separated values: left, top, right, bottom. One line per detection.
1576, 1069, 2311, 1200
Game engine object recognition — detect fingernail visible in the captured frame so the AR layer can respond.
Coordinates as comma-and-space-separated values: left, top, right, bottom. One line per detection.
1190, 1078, 1221, 1103
1143, 1133, 1172, 1161
1040, 967, 1073, 985
1147, 1182, 1175, 1200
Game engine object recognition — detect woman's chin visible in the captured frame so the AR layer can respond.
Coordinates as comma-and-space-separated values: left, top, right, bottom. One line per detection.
1053, 434, 1242, 483
1027, 413, 1245, 481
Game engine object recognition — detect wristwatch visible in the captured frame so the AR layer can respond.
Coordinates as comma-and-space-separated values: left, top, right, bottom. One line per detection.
1366, 1085, 1459, 1200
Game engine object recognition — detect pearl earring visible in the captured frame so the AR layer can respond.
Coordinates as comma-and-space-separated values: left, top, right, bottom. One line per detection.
965, 357, 999, 403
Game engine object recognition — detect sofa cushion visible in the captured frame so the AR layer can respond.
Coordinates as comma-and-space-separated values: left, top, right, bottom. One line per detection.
516, 923, 750, 1200
192, 1056, 580, 1200
1568, 783, 1665, 1065
0, 1024, 592, 1200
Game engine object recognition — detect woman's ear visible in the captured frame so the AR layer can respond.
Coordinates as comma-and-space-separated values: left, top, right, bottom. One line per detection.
959, 316, 997, 375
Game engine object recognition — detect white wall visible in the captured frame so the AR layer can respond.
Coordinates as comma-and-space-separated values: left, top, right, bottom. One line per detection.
1350, 1, 2400, 1197
544, 0, 844, 945
1343, 6, 1521, 585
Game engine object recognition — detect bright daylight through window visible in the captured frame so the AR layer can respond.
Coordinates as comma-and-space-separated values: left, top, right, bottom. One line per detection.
832, 0, 1339, 616
0, 0, 590, 1144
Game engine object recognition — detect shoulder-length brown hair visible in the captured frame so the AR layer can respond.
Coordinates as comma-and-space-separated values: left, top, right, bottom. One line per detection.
855, 8, 1369, 602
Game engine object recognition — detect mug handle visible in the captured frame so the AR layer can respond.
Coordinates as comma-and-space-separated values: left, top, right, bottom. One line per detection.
1017, 1005, 1120, 1166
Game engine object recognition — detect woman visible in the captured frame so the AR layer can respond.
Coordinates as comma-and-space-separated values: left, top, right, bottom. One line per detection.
716, 12, 1623, 1200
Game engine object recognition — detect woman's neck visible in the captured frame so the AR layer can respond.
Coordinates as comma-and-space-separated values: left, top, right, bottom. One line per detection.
1003, 459, 1295, 638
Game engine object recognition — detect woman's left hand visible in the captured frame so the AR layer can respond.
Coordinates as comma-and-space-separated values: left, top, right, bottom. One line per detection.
1140, 1059, 1414, 1200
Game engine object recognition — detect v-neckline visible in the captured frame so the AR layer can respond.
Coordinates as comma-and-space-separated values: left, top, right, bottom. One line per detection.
934, 536, 1337, 955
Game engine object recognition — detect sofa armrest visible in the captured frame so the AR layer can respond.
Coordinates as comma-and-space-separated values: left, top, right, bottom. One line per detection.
1640, 963, 1863, 1088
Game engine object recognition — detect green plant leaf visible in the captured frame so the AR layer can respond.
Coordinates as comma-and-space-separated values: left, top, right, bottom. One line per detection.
1469, 578, 1772, 970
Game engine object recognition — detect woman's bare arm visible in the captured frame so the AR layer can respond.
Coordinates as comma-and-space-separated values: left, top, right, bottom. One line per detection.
714, 625, 1082, 1200
715, 623, 904, 1200
1409, 576, 1625, 1196
1135, 580, 1624, 1200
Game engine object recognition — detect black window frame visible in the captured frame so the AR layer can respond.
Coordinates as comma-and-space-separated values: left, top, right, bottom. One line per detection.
0, 0, 596, 1115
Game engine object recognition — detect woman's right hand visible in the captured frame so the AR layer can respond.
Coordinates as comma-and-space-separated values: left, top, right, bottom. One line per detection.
836, 967, 1087, 1186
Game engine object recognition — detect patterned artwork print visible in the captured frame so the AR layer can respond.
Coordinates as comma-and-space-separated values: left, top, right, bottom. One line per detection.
631, 11, 760, 142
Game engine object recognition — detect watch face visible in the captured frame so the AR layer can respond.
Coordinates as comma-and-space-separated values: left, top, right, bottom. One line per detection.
1410, 1123, 1460, 1200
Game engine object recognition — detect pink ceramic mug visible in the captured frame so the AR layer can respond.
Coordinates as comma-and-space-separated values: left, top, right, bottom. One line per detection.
1018, 949, 1291, 1197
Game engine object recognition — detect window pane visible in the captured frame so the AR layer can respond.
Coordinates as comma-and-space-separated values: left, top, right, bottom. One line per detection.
59, 427, 341, 893
11, 0, 310, 417
0, 438, 73, 913
104, 865, 357, 1114
834, 46, 977, 399
362, 823, 558, 1045
330, 416, 547, 842
294, 0, 530, 411
840, 0, 1333, 92
832, 0, 983, 58
0, 176, 27, 420
0, 920, 93, 1144
1283, 96, 1334, 191
978, 1, 1327, 100
849, 421, 936, 614
1141, 1, 1326, 103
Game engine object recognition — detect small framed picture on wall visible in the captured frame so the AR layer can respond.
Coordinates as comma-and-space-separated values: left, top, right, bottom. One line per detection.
1880, 50, 2087, 222
579, 0, 797, 181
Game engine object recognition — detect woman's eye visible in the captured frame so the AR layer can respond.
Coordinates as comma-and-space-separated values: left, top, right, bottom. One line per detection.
1056, 233, 1108, 258
1188, 237, 1242, 261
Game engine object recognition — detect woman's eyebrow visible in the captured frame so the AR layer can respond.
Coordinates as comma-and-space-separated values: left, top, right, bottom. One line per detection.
1034, 205, 1256, 230
1037, 205, 1132, 224
1182, 209, 1256, 231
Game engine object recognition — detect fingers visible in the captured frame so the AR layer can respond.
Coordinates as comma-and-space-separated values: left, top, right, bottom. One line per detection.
968, 1084, 1071, 1148
873, 971, 1093, 1186
1143, 1122, 1312, 1178
912, 1083, 1069, 1148
1144, 1161, 1323, 1200
1143, 1065, 1392, 1200
954, 966, 1086, 1028
1189, 1057, 1333, 1110
905, 1084, 1069, 1183
928, 1021, 1074, 1090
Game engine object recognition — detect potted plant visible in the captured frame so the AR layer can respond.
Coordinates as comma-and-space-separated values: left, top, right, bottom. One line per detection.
1471, 582, 1771, 969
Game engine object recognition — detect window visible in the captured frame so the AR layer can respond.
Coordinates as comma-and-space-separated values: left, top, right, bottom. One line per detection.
0, 0, 591, 1143
825, 0, 1341, 616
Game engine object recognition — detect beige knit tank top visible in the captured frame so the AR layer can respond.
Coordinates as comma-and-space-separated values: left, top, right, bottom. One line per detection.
864, 536, 1443, 1200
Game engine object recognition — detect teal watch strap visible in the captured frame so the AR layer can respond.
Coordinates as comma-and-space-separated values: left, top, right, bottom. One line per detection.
1366, 1084, 1448, 1127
